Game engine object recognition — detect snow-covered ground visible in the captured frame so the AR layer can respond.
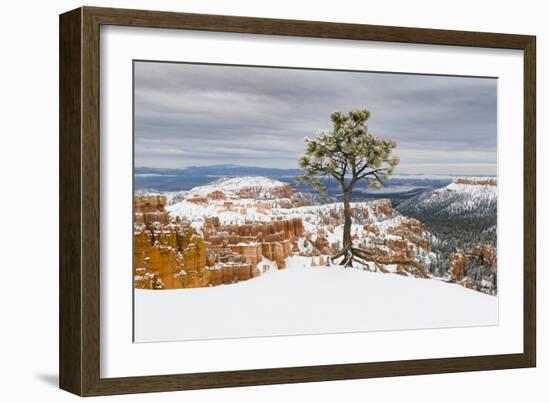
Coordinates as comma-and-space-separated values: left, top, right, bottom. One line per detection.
134, 256, 498, 342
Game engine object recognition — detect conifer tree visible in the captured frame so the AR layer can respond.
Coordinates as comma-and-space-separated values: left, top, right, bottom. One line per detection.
298, 109, 400, 267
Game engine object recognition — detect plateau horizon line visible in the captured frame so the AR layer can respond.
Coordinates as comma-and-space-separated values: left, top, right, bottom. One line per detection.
134, 163, 497, 178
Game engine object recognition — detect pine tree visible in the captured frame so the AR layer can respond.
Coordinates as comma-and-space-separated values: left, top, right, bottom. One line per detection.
297, 109, 399, 267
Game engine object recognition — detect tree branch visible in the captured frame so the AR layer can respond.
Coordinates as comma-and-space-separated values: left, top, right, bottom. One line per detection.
357, 167, 388, 180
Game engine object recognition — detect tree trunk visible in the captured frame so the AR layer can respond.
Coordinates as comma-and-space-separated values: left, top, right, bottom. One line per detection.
342, 190, 352, 250
329, 183, 425, 272
333, 189, 353, 267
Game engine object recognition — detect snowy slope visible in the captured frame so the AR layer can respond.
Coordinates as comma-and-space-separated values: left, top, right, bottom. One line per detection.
187, 176, 288, 198
397, 178, 497, 218
140, 176, 291, 205
167, 198, 396, 228
135, 256, 497, 342
165, 196, 278, 228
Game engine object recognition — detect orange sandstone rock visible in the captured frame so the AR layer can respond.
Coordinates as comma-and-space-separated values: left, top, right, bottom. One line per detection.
453, 178, 497, 186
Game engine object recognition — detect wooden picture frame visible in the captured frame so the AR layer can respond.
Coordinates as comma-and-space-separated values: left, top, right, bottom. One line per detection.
59, 6, 536, 396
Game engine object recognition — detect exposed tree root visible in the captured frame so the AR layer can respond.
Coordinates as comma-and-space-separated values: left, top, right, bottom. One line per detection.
330, 246, 426, 273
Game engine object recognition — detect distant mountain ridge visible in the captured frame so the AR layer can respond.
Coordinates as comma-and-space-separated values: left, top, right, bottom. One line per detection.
134, 165, 483, 204
397, 177, 497, 219
135, 164, 301, 179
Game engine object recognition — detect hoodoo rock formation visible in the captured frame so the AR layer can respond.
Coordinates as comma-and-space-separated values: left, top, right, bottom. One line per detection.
134, 194, 170, 225
355, 214, 432, 277
134, 176, 497, 295
288, 199, 434, 277
133, 188, 442, 290
449, 244, 497, 295
134, 196, 209, 289
134, 192, 306, 289
203, 216, 304, 270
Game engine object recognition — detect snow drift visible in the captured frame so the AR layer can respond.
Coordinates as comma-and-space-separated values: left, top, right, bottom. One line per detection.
135, 256, 498, 342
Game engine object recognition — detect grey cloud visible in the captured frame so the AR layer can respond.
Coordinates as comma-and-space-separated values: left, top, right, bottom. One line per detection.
134, 61, 497, 174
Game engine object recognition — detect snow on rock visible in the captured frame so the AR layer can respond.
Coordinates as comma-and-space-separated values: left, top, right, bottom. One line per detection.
397, 177, 497, 217
164, 176, 306, 226
135, 256, 497, 342
446, 179, 497, 198
165, 189, 436, 278
165, 198, 260, 229
138, 176, 496, 298
186, 176, 290, 199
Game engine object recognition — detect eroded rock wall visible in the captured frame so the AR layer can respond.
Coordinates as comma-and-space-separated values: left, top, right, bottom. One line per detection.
449, 244, 497, 294
134, 196, 210, 289
203, 216, 303, 270
134, 195, 306, 288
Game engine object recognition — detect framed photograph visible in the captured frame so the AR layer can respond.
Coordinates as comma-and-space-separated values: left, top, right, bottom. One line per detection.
59, 6, 536, 396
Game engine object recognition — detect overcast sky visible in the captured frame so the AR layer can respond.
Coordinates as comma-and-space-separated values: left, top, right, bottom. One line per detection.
134, 61, 497, 175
